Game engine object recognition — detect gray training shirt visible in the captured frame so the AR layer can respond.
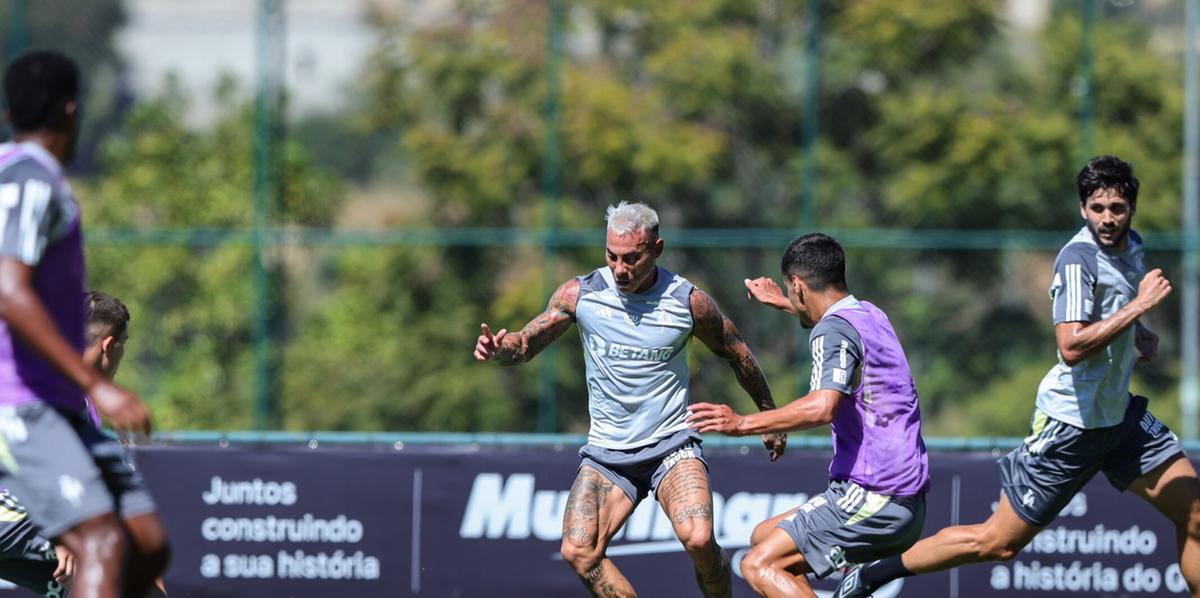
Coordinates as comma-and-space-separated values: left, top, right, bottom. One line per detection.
575, 266, 695, 450
808, 296, 865, 396
1035, 226, 1146, 428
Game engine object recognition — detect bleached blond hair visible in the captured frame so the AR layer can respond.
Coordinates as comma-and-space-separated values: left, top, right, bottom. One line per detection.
605, 201, 659, 237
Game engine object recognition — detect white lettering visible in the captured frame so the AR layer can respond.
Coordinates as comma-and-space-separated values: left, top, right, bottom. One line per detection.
1011, 560, 1119, 592
276, 550, 381, 580
459, 473, 534, 539
222, 553, 274, 578
200, 514, 365, 543
1025, 525, 1157, 556
202, 476, 298, 506
721, 493, 772, 545
531, 491, 568, 540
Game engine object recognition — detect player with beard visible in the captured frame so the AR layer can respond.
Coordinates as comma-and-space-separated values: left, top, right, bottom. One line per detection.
475, 201, 786, 597
834, 155, 1200, 598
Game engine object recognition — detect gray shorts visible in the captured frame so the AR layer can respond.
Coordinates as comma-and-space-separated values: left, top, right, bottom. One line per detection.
0, 403, 156, 539
776, 480, 926, 579
999, 394, 1183, 527
579, 429, 706, 504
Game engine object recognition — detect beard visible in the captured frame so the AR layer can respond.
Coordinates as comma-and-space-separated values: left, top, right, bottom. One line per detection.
1089, 222, 1129, 248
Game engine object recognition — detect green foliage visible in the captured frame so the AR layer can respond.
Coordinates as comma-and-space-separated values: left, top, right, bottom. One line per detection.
84, 78, 339, 429
73, 0, 1192, 436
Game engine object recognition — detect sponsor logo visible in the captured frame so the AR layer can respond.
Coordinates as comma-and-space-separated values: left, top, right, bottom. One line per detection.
826, 546, 849, 570
58, 475, 84, 508
661, 445, 697, 472
459, 473, 808, 554
1022, 489, 1036, 509
586, 335, 674, 362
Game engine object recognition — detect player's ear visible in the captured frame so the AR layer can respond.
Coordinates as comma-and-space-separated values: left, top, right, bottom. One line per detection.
652, 236, 664, 258
789, 275, 807, 303
100, 335, 114, 353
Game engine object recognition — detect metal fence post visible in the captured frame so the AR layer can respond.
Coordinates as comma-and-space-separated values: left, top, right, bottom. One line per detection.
800, 0, 821, 230
1182, 0, 1199, 441
537, 0, 565, 433
252, 0, 284, 430
1078, 0, 1096, 164
7, 0, 27, 58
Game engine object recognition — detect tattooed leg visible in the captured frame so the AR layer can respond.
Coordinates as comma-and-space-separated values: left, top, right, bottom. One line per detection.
656, 457, 731, 598
560, 466, 638, 598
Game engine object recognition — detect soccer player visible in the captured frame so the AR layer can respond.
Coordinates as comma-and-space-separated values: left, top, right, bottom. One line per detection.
687, 233, 929, 598
82, 291, 130, 429
474, 201, 787, 597
0, 291, 132, 598
0, 51, 169, 598
0, 488, 73, 596
833, 155, 1200, 598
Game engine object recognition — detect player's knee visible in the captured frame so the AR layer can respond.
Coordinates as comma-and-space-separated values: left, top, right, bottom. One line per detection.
1182, 498, 1200, 542
559, 540, 600, 575
680, 523, 715, 555
61, 514, 128, 562
140, 538, 171, 578
739, 546, 771, 589
127, 515, 172, 576
750, 519, 775, 546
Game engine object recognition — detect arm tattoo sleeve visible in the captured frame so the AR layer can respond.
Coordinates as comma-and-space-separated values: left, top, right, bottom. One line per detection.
691, 290, 777, 411
493, 279, 579, 366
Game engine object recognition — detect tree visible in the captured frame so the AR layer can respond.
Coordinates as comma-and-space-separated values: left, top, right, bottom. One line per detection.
84, 77, 339, 429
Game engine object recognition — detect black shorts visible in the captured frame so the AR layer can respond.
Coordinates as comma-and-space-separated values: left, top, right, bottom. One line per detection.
0, 491, 67, 596
999, 395, 1184, 527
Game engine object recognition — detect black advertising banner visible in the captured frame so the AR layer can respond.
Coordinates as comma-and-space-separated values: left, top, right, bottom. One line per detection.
112, 445, 1195, 597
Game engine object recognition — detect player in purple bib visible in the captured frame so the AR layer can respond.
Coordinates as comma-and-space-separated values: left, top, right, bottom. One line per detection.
689, 233, 929, 597
0, 51, 168, 598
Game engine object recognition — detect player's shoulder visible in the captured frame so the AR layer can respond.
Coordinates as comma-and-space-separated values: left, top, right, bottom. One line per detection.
576, 269, 606, 295
1054, 229, 1100, 271
553, 277, 582, 306
812, 313, 860, 342
0, 152, 56, 186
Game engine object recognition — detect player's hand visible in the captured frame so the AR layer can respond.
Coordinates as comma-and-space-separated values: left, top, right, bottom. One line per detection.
52, 543, 75, 585
687, 402, 746, 436
474, 323, 508, 361
762, 432, 787, 461
744, 277, 795, 314
1135, 269, 1172, 313
88, 380, 151, 435
1135, 323, 1159, 364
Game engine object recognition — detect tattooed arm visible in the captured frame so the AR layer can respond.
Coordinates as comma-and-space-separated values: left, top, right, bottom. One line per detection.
690, 289, 787, 460
474, 279, 579, 366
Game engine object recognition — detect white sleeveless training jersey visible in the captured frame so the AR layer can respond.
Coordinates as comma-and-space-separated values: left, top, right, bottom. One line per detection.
575, 266, 695, 450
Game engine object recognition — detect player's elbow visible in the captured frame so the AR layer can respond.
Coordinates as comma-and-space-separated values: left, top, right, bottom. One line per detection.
1058, 346, 1086, 367
815, 396, 839, 425
0, 283, 25, 319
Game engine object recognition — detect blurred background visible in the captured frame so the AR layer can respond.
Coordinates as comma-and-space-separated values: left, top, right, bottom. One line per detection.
2, 0, 1197, 441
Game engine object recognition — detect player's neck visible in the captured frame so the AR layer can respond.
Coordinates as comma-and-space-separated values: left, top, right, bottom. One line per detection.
809, 289, 850, 322
13, 130, 68, 165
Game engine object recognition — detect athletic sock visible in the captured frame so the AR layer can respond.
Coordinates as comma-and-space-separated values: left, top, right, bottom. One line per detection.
861, 556, 914, 587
